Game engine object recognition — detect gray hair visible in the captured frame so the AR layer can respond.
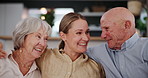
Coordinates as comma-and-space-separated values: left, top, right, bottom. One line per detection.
13, 17, 52, 50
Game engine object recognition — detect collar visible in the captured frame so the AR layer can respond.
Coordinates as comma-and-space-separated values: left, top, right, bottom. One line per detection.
58, 48, 87, 61
107, 33, 139, 52
124, 33, 139, 50
8, 53, 39, 74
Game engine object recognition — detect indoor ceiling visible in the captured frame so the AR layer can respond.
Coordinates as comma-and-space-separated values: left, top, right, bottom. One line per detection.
0, 0, 128, 9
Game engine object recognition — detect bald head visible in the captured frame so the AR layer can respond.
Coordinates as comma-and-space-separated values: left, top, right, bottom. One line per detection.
101, 7, 135, 28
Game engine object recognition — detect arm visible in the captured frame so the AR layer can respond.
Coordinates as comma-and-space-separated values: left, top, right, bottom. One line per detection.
143, 40, 148, 62
0, 42, 7, 58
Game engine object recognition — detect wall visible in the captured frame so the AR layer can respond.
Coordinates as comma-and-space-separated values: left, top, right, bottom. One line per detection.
0, 3, 23, 53
0, 3, 23, 36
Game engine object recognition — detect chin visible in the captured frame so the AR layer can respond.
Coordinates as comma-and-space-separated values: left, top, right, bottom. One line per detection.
108, 46, 111, 48
80, 49, 87, 53
33, 54, 41, 59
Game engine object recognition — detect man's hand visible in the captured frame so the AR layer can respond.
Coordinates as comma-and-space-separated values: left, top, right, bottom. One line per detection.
0, 42, 6, 58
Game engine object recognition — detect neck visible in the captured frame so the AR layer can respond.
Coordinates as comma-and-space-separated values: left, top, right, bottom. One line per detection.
12, 50, 34, 75
113, 41, 125, 50
113, 32, 134, 50
63, 49, 81, 61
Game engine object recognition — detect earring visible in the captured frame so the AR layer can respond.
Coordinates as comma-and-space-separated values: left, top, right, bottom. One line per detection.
20, 49, 23, 53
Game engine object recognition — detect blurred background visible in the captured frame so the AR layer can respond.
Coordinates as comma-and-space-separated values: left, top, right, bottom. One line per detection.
0, 0, 147, 53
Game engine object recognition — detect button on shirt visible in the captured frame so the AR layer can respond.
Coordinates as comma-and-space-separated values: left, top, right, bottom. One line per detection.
107, 44, 127, 77
87, 33, 148, 78
0, 54, 41, 78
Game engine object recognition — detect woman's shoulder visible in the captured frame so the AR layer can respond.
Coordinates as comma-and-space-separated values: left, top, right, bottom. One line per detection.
44, 48, 59, 54
40, 48, 59, 58
87, 56, 106, 78
0, 54, 11, 62
0, 56, 11, 69
0, 58, 8, 64
83, 54, 106, 78
84, 54, 103, 69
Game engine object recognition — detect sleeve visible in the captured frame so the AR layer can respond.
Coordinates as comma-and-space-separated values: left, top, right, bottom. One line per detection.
0, 59, 3, 71
143, 41, 148, 62
86, 46, 101, 63
0, 58, 7, 76
86, 47, 94, 59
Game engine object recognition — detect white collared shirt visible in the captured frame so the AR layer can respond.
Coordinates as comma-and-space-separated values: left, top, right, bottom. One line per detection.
0, 54, 41, 78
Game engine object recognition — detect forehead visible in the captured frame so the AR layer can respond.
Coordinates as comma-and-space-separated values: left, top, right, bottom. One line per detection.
70, 19, 88, 30
101, 17, 121, 28
35, 26, 48, 35
101, 20, 113, 27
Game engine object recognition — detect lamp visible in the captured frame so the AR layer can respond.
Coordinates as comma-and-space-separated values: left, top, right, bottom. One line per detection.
128, 0, 142, 16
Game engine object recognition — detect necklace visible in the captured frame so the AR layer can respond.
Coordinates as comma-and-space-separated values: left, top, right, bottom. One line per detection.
12, 50, 32, 69
18, 62, 31, 69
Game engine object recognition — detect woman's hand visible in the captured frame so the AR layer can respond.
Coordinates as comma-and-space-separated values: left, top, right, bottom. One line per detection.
0, 42, 6, 58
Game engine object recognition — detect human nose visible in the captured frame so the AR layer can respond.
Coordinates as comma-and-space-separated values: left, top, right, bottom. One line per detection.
39, 38, 46, 46
101, 31, 106, 39
82, 34, 90, 41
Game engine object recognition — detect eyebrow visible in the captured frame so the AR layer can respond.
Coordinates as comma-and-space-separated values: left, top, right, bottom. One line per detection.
74, 28, 89, 31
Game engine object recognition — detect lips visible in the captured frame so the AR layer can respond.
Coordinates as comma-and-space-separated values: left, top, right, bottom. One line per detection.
78, 41, 88, 46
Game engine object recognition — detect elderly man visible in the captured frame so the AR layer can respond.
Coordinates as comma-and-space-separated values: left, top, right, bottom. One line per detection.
87, 7, 148, 78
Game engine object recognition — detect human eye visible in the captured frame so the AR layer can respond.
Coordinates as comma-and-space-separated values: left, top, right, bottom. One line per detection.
104, 27, 109, 31
76, 32, 82, 35
44, 37, 48, 41
35, 34, 41, 39
86, 30, 90, 34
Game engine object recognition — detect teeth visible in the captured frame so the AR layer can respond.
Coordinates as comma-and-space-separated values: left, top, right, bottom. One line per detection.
79, 43, 87, 46
35, 48, 42, 52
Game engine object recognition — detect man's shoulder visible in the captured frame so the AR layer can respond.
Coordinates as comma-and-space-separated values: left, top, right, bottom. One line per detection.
89, 43, 106, 49
140, 37, 148, 41
136, 37, 148, 45
87, 43, 107, 53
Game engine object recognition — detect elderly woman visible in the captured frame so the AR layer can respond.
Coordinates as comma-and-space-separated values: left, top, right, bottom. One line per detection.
0, 17, 51, 78
37, 13, 105, 78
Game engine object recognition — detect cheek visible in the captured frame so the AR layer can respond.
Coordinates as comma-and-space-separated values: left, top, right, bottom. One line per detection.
110, 29, 120, 37
116, 31, 125, 39
25, 42, 34, 50
25, 38, 37, 48
105, 31, 113, 38
87, 34, 90, 40
67, 38, 80, 47
70, 38, 79, 44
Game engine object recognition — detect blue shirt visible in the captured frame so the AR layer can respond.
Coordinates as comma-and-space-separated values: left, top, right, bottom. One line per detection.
87, 33, 148, 78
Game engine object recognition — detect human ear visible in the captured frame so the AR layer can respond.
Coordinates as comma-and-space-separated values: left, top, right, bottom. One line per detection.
125, 20, 131, 29
59, 32, 66, 41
